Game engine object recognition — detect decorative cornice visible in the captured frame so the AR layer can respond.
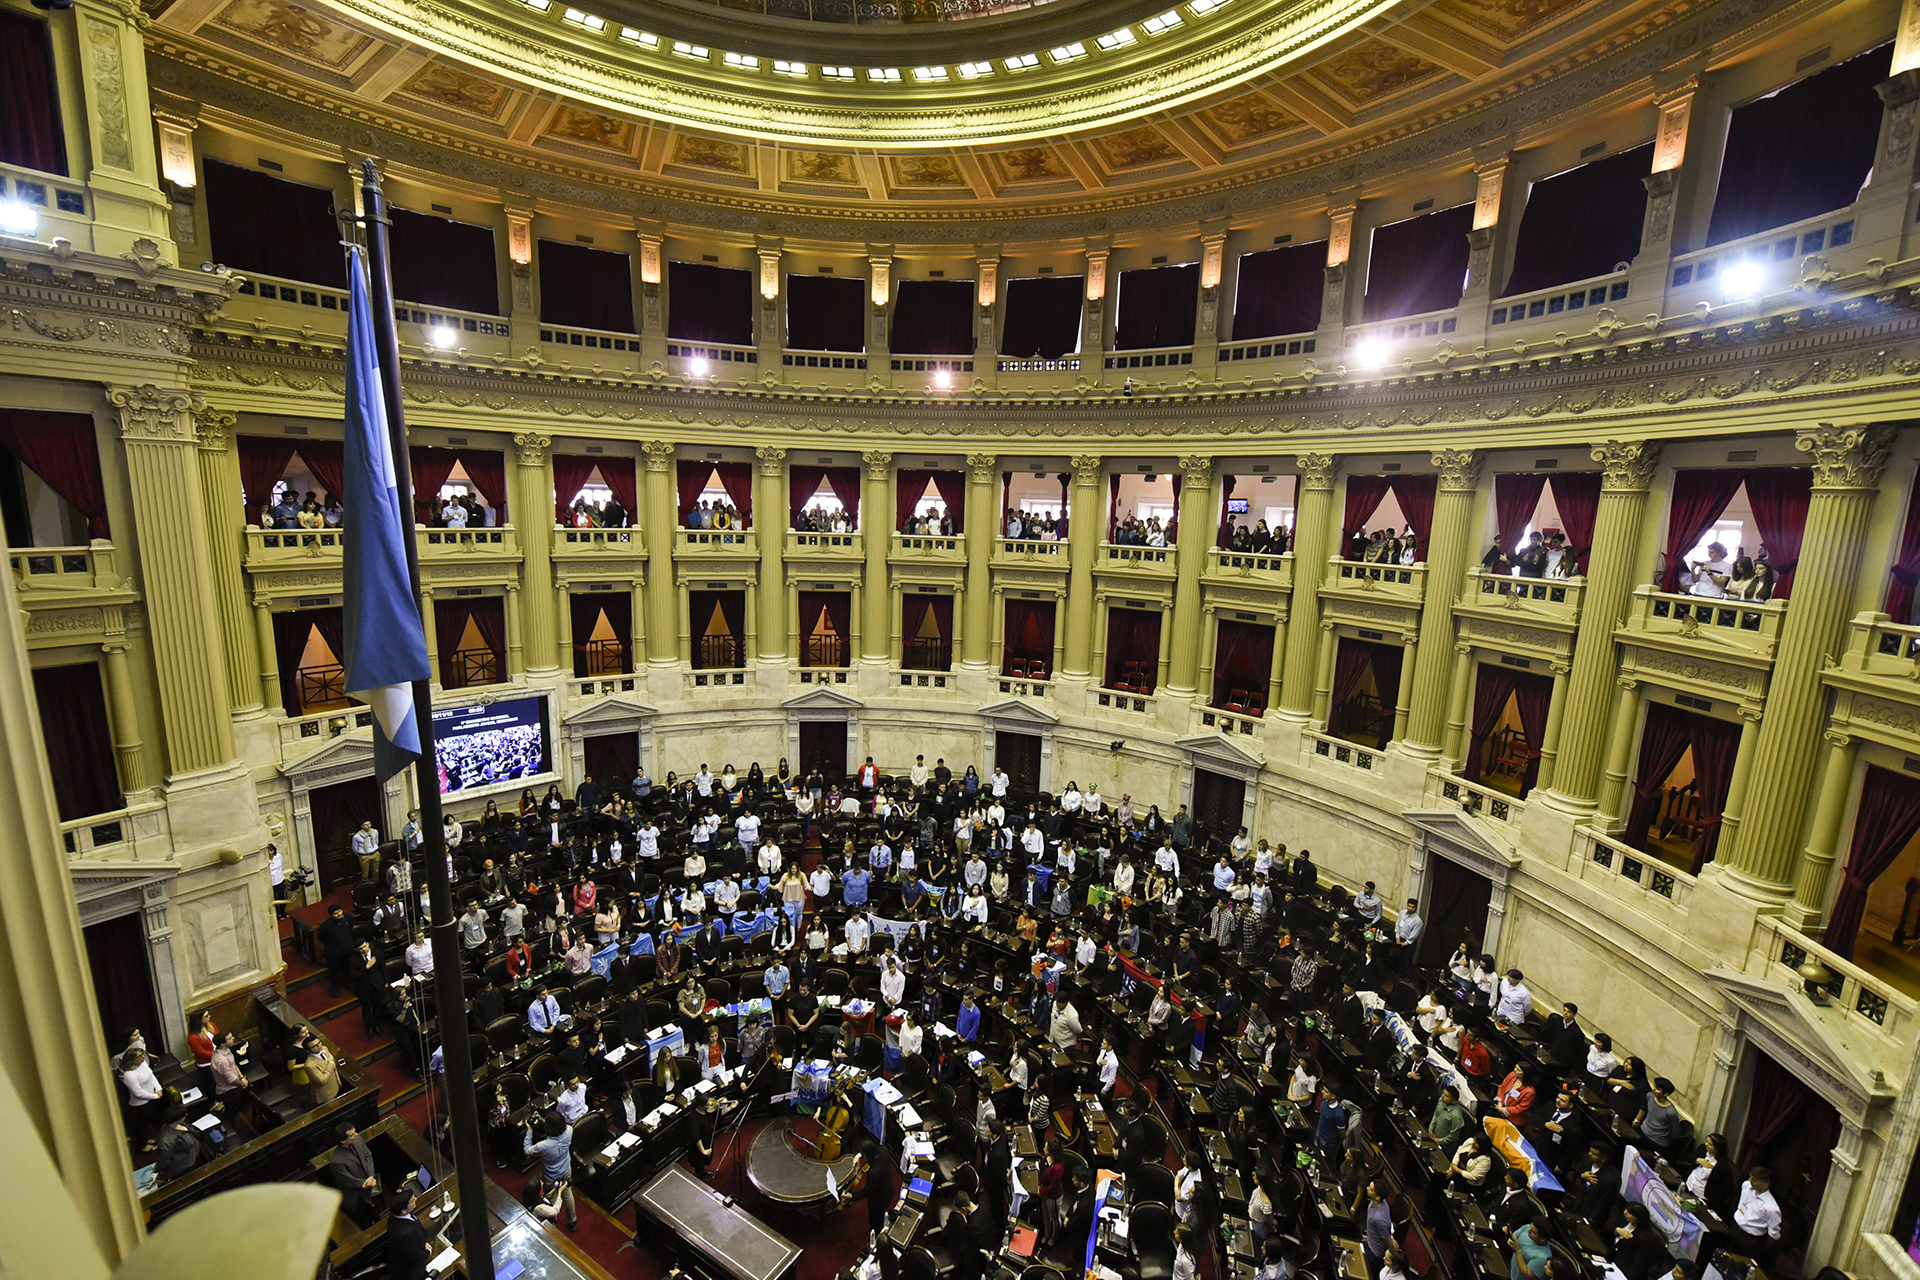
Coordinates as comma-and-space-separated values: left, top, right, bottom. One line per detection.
193, 405, 235, 453
1592, 439, 1663, 492
1796, 423, 1894, 489
1432, 448, 1482, 492
1177, 456, 1213, 491
1070, 456, 1102, 488
863, 450, 893, 480
966, 453, 997, 484
757, 445, 787, 477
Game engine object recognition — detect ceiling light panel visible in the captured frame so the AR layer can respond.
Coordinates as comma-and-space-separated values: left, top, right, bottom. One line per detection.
822, 65, 855, 79
868, 66, 902, 81
1096, 27, 1136, 49
912, 66, 949, 81
1003, 52, 1039, 71
562, 7, 605, 28
773, 59, 807, 76
1141, 9, 1182, 33
957, 60, 994, 78
619, 27, 658, 46
723, 51, 759, 68
672, 40, 710, 59
1049, 42, 1087, 62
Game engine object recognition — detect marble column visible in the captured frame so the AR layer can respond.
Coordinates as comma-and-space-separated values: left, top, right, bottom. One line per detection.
1441, 642, 1475, 768
99, 640, 145, 796
1542, 440, 1662, 811
860, 451, 892, 663
1391, 633, 1419, 744
1166, 456, 1215, 696
251, 591, 282, 714
1719, 425, 1894, 901
1788, 731, 1862, 931
1595, 678, 1643, 827
106, 386, 236, 776
503, 584, 524, 677
1062, 456, 1103, 679
756, 447, 787, 664
0, 533, 146, 1266
642, 442, 680, 667
1280, 454, 1339, 719
420, 586, 441, 688
1311, 621, 1339, 724
1532, 660, 1572, 794
191, 407, 260, 715
961, 454, 996, 669
554, 582, 573, 675
1404, 449, 1482, 756
1709, 708, 1765, 859
512, 432, 559, 675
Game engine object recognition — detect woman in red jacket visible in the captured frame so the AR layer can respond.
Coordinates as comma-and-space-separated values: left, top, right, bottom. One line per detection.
1497, 1061, 1539, 1133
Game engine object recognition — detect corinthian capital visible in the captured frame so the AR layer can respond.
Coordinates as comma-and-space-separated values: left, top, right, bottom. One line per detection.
1295, 453, 1339, 492
513, 431, 551, 467
1431, 448, 1482, 492
641, 441, 676, 473
1797, 423, 1894, 489
1071, 456, 1103, 488
1591, 439, 1662, 492
863, 450, 892, 481
1178, 456, 1213, 491
966, 453, 997, 484
193, 405, 236, 453
108, 384, 199, 441
757, 445, 787, 477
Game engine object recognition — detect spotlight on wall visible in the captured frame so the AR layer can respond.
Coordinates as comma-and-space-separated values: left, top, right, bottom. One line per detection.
933, 369, 952, 389
689, 356, 710, 376
1720, 259, 1765, 300
1351, 336, 1393, 368
0, 200, 39, 238
428, 324, 458, 349
1121, 378, 1134, 398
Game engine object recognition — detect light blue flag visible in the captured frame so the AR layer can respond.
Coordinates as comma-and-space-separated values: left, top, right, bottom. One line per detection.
341, 244, 432, 782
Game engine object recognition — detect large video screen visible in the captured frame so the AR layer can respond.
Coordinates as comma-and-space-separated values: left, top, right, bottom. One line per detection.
433, 697, 550, 795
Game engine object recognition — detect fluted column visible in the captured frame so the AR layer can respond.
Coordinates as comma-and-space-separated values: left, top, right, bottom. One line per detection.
106, 386, 236, 776
420, 586, 441, 688
1595, 677, 1643, 826
1441, 642, 1474, 767
1391, 633, 1419, 744
1708, 708, 1765, 860
555, 582, 574, 674
1311, 621, 1338, 723
642, 442, 680, 667
1166, 456, 1216, 695
251, 591, 282, 714
961, 454, 996, 669
1717, 425, 1894, 901
756, 447, 787, 663
860, 451, 892, 663
512, 432, 560, 675
1062, 456, 1103, 679
1541, 441, 1661, 811
1280, 454, 1339, 719
1532, 660, 1572, 794
99, 639, 145, 796
503, 584, 524, 677
1789, 730, 1862, 931
1404, 450, 1481, 756
191, 407, 260, 715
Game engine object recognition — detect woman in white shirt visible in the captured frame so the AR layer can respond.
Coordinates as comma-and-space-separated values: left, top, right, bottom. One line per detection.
1288, 1057, 1320, 1105
1253, 840, 1275, 877
1112, 857, 1136, 896
1084, 787, 1103, 816
1447, 943, 1475, 984
683, 885, 707, 916
1173, 1227, 1199, 1280
897, 1011, 924, 1058
685, 851, 707, 881
1174, 1154, 1203, 1221
120, 1048, 163, 1118
1059, 783, 1082, 813
962, 888, 989, 924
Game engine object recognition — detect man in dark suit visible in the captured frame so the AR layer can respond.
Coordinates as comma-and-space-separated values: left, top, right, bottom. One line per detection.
609, 945, 642, 994
1541, 1002, 1590, 1067
317, 903, 356, 998
616, 987, 650, 1046
1487, 1170, 1535, 1236
1330, 982, 1368, 1043
385, 1190, 433, 1280
328, 1125, 380, 1228
469, 974, 505, 1035
1572, 1143, 1622, 1224
1538, 1087, 1588, 1176
1360, 1009, 1397, 1073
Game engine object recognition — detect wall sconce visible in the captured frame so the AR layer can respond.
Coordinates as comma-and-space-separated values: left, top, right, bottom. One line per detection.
506, 213, 532, 267
639, 235, 662, 285
1200, 235, 1226, 290
978, 259, 998, 307
870, 258, 891, 307
1086, 251, 1109, 302
156, 117, 197, 190
759, 251, 780, 301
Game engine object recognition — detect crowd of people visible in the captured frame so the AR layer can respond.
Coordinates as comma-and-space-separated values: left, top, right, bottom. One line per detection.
1112, 515, 1170, 546
1221, 518, 1289, 554
259, 488, 342, 530
682, 499, 748, 530
901, 506, 956, 536
565, 495, 631, 528
1006, 508, 1068, 541
1348, 526, 1421, 565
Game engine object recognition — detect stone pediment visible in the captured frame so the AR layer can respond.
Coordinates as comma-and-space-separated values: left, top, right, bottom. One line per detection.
781, 685, 864, 711
561, 695, 659, 727
1703, 967, 1898, 1118
281, 730, 376, 781
70, 862, 177, 926
1175, 731, 1265, 771
977, 697, 1060, 726
1404, 808, 1521, 872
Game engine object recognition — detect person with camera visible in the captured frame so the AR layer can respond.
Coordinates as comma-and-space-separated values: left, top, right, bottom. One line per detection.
523, 1114, 578, 1231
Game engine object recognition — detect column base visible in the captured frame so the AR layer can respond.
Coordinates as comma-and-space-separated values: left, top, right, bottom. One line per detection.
1779, 899, 1825, 935
1532, 787, 1599, 819
1396, 741, 1442, 764
1697, 859, 1793, 911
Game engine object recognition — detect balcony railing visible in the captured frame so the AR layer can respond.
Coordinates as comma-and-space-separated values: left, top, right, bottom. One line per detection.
1669, 211, 1857, 299
787, 531, 862, 556
60, 797, 172, 862
1096, 689, 1155, 715
1751, 914, 1917, 1050
1302, 729, 1384, 777
1621, 587, 1786, 663
581, 639, 628, 677
1462, 569, 1583, 619
245, 526, 521, 569
993, 537, 1065, 564
1490, 273, 1630, 330
1323, 555, 1427, 601
553, 526, 642, 557
801, 634, 850, 669
441, 647, 502, 690
675, 528, 757, 553
9, 542, 126, 598
1424, 767, 1525, 832
688, 669, 755, 690
277, 705, 374, 757
1573, 825, 1694, 915
1206, 548, 1293, 588
1100, 543, 1176, 574
905, 638, 952, 672
294, 662, 349, 714
1104, 346, 1194, 370
895, 669, 956, 691
1835, 613, 1920, 680
891, 533, 964, 561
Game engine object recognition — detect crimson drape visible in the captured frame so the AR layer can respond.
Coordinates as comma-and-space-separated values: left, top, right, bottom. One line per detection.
1660, 469, 1748, 591
408, 447, 460, 526
1105, 608, 1163, 693
1001, 473, 1012, 527
689, 590, 746, 669
901, 595, 953, 670
1746, 467, 1813, 598
1825, 766, 1920, 960
1685, 711, 1743, 872
31, 662, 120, 821
1464, 664, 1519, 784
1328, 638, 1377, 730
272, 607, 343, 712
1500, 144, 1652, 297
1218, 475, 1239, 548
1212, 619, 1275, 709
677, 462, 711, 522
902, 594, 931, 665
470, 598, 506, 679
204, 160, 346, 289
1231, 241, 1326, 340
932, 471, 965, 534
307, 778, 381, 891
895, 470, 928, 532
1164, 479, 1179, 542
295, 440, 344, 507
1003, 599, 1056, 674
1738, 1048, 1842, 1233
1550, 472, 1602, 574
823, 469, 861, 528
1624, 701, 1695, 850
571, 592, 633, 675
1373, 642, 1404, 721
716, 462, 754, 525
459, 450, 506, 519
1886, 476, 1920, 623
1390, 474, 1437, 559
891, 279, 975, 355
584, 733, 639, 789
1493, 473, 1549, 562
238, 435, 299, 515
1512, 671, 1554, 792
1343, 475, 1394, 551
1057, 474, 1070, 523
999, 275, 1085, 358
1107, 475, 1121, 539
785, 274, 865, 352
553, 455, 601, 523
0, 10, 65, 175
435, 597, 505, 686
1362, 204, 1474, 322
791, 464, 829, 529
796, 591, 852, 667
602, 458, 637, 526
1115, 263, 1201, 350
0, 410, 110, 539
84, 914, 159, 1052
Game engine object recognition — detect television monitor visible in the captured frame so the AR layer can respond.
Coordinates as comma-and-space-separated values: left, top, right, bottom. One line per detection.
433, 696, 550, 795
1226, 497, 1250, 514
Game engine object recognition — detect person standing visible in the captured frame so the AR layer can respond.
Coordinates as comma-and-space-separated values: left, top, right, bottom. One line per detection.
352, 820, 382, 885
523, 1115, 579, 1231
317, 903, 355, 998
329, 1124, 382, 1228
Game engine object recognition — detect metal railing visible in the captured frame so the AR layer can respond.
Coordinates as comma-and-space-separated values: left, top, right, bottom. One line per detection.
582, 639, 627, 676
1424, 768, 1526, 831
8, 542, 125, 597
1324, 555, 1427, 600
905, 638, 951, 672
695, 635, 743, 670
295, 663, 349, 713
442, 647, 501, 689
801, 635, 849, 669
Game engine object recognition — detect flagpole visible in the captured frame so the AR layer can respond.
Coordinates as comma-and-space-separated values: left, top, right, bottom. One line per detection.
358, 157, 498, 1280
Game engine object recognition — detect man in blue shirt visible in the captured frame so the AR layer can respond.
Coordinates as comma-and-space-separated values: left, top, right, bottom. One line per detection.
1508, 1220, 1553, 1280
842, 866, 872, 907
527, 987, 568, 1038
1317, 1090, 1346, 1158
765, 956, 790, 1013
523, 1116, 577, 1230
956, 992, 981, 1042
1359, 1180, 1392, 1279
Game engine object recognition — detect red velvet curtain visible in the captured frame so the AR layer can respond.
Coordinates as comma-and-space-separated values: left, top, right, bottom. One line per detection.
307, 778, 381, 890
1685, 711, 1743, 873
666, 261, 754, 345
1738, 1047, 1842, 1233
0, 10, 65, 175
584, 733, 640, 789
537, 239, 633, 333
931, 472, 965, 533
824, 469, 861, 528
792, 465, 829, 528
553, 455, 601, 523
1825, 766, 1920, 960
1746, 467, 1814, 598
1105, 608, 1163, 692
1500, 144, 1652, 297
902, 594, 931, 665
238, 435, 300, 515
1886, 476, 1920, 624
1107, 475, 1122, 539
895, 470, 929, 532
716, 462, 754, 525
84, 914, 159, 1052
435, 598, 505, 685
1003, 599, 1055, 672
296, 440, 345, 506
899, 595, 952, 670
677, 462, 711, 522
1328, 638, 1377, 731
1660, 470, 1747, 591
571, 593, 632, 675
689, 591, 746, 669
1211, 620, 1274, 708
603, 458, 638, 527
1164, 478, 1178, 543
30, 663, 120, 821
272, 607, 344, 713
796, 591, 852, 667
1549, 472, 1602, 574
1464, 664, 1520, 783
1362, 204, 1474, 322
1001, 473, 1012, 526
409, 447, 460, 525
458, 450, 506, 518
469, 598, 506, 679
0, 410, 110, 539
1493, 473, 1549, 563
390, 207, 499, 316
204, 160, 347, 290
1624, 702, 1699, 850
1372, 642, 1404, 721
1343, 475, 1394, 551
1390, 474, 1437, 559
1218, 475, 1239, 548
999, 274, 1086, 358
1114, 263, 1200, 350
1512, 671, 1554, 793
1231, 241, 1326, 339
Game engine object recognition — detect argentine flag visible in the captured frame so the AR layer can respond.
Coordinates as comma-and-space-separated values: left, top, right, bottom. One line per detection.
341, 244, 432, 782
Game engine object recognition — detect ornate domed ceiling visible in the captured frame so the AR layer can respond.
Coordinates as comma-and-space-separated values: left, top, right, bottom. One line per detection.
143, 0, 1809, 234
